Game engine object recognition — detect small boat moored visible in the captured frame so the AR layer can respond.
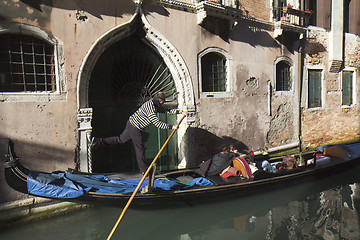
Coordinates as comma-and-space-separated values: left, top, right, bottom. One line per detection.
4, 139, 360, 208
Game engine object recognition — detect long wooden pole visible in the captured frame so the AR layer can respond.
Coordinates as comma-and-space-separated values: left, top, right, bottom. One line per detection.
106, 114, 187, 240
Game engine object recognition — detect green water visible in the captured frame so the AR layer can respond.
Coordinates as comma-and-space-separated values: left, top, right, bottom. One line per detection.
1, 166, 360, 240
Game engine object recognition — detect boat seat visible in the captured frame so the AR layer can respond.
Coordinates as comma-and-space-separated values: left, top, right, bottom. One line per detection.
176, 175, 194, 184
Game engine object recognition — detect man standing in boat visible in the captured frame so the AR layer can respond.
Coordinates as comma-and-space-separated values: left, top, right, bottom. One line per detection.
90, 92, 187, 174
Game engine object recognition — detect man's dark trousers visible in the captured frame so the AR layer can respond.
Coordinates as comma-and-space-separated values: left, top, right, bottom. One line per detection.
97, 120, 147, 173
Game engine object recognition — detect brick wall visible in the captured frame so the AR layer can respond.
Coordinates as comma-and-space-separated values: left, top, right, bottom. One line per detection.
240, 0, 270, 20
302, 109, 360, 146
301, 29, 360, 147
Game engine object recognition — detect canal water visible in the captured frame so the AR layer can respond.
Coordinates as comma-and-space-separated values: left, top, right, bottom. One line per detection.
1, 166, 360, 240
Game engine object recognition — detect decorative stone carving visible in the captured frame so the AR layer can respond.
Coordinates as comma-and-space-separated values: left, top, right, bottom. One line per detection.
140, 10, 195, 111
77, 108, 93, 172
77, 108, 93, 131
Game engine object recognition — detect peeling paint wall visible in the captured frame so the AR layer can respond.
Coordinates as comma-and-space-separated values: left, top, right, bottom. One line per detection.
142, 4, 299, 155
0, 1, 300, 164
0, 0, 138, 202
0, 0, 339, 204
268, 102, 295, 146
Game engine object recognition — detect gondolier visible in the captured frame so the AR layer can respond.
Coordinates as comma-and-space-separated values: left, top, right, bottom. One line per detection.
5, 139, 360, 208
90, 92, 187, 174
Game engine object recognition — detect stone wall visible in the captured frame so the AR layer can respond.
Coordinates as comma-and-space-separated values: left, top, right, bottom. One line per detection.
301, 28, 360, 147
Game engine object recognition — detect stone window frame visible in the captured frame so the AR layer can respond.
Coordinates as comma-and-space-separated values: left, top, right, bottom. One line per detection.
305, 65, 325, 109
0, 23, 65, 102
198, 47, 233, 99
340, 67, 356, 108
274, 56, 293, 93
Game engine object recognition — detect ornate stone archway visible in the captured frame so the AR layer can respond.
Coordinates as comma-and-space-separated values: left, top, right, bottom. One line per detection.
77, 6, 195, 172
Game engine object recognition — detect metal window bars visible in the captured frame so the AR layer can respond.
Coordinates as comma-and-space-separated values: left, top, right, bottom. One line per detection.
0, 34, 56, 92
202, 52, 227, 92
276, 61, 291, 91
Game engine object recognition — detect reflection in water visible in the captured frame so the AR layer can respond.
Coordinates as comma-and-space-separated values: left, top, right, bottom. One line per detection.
304, 183, 357, 239
180, 183, 360, 240
1, 167, 360, 240
269, 183, 360, 240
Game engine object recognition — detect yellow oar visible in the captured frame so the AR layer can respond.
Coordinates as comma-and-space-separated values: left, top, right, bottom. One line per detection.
106, 113, 187, 240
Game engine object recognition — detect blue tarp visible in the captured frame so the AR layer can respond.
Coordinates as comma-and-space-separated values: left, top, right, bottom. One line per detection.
27, 171, 213, 199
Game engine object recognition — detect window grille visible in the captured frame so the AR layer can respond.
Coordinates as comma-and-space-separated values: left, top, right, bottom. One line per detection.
308, 69, 322, 108
0, 33, 56, 92
342, 71, 353, 106
276, 61, 291, 91
201, 52, 226, 92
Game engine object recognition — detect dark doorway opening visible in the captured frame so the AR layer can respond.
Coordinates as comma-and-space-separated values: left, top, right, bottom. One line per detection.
88, 34, 178, 173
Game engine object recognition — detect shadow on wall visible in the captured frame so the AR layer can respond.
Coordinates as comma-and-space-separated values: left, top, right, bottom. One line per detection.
17, 0, 169, 20
180, 127, 250, 168
230, 24, 280, 48
0, 137, 76, 203
200, 16, 281, 48
13, 0, 281, 50
275, 30, 302, 53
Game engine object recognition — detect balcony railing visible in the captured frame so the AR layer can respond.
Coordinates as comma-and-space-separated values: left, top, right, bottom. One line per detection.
203, 0, 239, 8
273, 5, 312, 26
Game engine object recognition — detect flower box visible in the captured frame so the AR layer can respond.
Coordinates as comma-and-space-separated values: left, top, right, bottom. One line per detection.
283, 6, 312, 18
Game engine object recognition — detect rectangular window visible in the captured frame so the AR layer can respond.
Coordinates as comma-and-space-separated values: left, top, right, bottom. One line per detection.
199, 48, 232, 98
201, 52, 227, 92
342, 71, 353, 106
308, 69, 322, 108
0, 34, 56, 92
276, 61, 291, 91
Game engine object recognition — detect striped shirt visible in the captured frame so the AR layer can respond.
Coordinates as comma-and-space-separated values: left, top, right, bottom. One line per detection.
129, 99, 178, 130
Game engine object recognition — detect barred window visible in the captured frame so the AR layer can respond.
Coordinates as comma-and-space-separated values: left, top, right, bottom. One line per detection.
308, 69, 322, 108
201, 52, 227, 92
0, 33, 56, 92
276, 60, 291, 91
342, 71, 353, 106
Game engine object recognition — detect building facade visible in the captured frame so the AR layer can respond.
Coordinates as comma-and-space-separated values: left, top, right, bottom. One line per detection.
0, 0, 359, 202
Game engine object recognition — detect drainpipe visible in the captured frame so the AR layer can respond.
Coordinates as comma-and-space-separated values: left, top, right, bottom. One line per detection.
298, 33, 306, 156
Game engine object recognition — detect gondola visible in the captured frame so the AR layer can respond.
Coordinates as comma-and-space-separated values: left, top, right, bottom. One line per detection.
4, 139, 360, 208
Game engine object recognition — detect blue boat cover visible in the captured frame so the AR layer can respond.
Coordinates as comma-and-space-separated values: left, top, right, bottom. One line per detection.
27, 171, 213, 199
27, 142, 359, 199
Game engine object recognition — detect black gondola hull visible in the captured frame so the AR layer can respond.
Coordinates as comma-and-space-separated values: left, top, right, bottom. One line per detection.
4, 139, 360, 208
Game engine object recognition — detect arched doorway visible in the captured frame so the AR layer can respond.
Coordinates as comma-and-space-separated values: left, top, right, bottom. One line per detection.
88, 34, 179, 173
77, 10, 195, 173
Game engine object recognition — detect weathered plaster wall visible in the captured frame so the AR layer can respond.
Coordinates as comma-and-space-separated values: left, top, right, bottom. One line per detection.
144, 4, 300, 154
1, 0, 304, 202
0, 0, 137, 202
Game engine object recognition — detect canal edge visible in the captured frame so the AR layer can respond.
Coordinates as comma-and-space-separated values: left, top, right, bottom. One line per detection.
0, 197, 91, 229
